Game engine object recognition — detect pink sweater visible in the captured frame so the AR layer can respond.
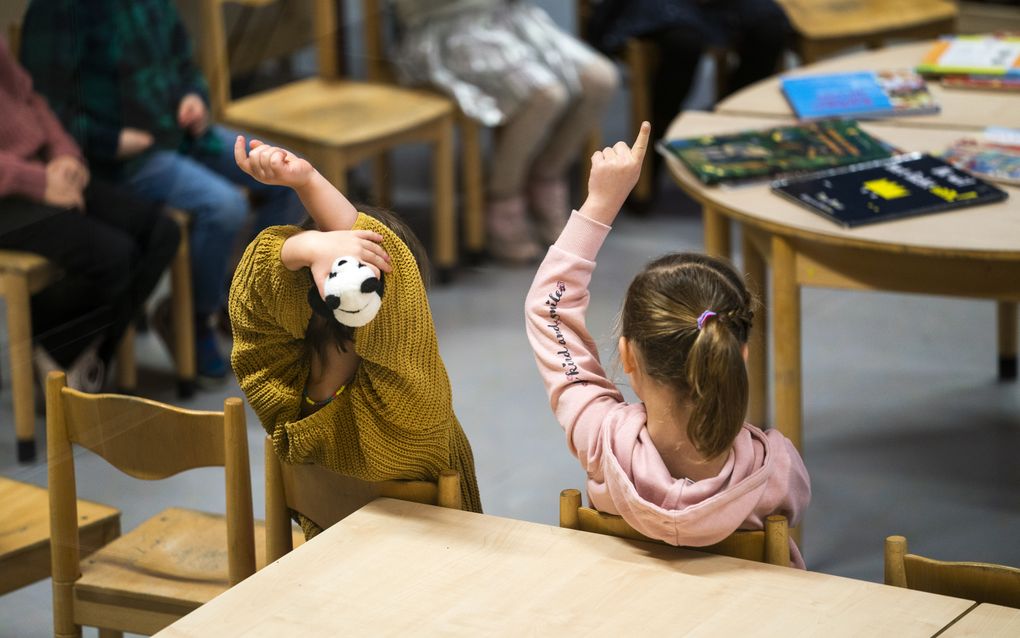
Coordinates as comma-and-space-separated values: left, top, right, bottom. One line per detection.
0, 39, 82, 201
525, 212, 811, 568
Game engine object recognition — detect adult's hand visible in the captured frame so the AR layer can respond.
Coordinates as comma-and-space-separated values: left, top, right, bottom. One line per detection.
116, 128, 155, 159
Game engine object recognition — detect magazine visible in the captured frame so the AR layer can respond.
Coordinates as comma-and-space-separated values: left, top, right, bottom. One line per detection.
781, 70, 939, 120
916, 35, 1020, 77
770, 152, 1009, 227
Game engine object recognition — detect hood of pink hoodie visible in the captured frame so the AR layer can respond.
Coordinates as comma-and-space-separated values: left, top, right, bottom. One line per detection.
585, 404, 804, 553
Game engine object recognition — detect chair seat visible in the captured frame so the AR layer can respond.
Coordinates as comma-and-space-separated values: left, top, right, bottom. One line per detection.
223, 78, 454, 149
76, 507, 302, 614
0, 477, 120, 595
0, 250, 63, 294
778, 0, 957, 40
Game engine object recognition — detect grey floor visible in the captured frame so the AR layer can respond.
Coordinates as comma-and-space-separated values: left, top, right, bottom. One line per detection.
3, 9, 1020, 634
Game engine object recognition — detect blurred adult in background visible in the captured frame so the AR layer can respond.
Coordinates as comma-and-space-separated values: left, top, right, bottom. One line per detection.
586, 0, 791, 204
393, 0, 619, 264
19, 0, 305, 386
0, 38, 179, 391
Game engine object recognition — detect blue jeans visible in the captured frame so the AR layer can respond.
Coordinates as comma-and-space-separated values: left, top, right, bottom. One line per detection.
124, 126, 304, 317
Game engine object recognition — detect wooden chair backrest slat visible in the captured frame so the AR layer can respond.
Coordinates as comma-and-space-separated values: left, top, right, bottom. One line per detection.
59, 387, 228, 479
560, 489, 790, 567
886, 536, 1020, 609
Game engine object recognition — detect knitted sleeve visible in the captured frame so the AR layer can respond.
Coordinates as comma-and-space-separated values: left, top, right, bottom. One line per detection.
228, 215, 454, 481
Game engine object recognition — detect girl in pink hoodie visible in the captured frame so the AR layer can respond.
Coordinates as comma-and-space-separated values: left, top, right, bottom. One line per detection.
525, 123, 811, 567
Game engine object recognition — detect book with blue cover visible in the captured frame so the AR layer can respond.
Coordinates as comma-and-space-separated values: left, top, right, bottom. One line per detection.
781, 70, 940, 121
770, 152, 1008, 228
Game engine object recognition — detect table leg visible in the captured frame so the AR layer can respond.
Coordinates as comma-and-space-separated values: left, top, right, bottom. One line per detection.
743, 231, 768, 428
703, 205, 731, 259
771, 235, 802, 452
998, 302, 1017, 380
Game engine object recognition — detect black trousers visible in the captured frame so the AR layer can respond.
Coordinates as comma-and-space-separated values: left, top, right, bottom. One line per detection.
0, 179, 180, 368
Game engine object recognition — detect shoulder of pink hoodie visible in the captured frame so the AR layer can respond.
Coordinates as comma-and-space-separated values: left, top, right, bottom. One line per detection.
525, 212, 811, 567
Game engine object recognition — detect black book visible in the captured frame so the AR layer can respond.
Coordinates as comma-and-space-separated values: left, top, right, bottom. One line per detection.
770, 152, 1009, 227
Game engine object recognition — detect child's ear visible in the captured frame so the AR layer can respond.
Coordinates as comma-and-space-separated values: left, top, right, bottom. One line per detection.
619, 336, 637, 374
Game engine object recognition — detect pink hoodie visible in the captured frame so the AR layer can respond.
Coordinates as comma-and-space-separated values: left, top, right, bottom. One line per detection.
525, 212, 811, 568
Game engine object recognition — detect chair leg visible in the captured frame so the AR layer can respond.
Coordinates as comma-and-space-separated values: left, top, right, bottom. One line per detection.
169, 211, 196, 398
371, 154, 392, 209
115, 324, 137, 392
998, 302, 1017, 380
98, 629, 123, 638
432, 116, 457, 282
4, 272, 37, 462
459, 114, 486, 262
625, 39, 655, 204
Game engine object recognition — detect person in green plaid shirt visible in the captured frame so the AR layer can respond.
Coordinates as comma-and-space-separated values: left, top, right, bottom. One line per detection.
20, 0, 304, 386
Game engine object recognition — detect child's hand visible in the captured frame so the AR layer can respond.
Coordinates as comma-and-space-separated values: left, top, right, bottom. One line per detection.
578, 121, 651, 226
282, 229, 392, 298
234, 136, 315, 189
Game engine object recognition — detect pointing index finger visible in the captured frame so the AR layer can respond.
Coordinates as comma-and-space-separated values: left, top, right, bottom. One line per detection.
631, 121, 651, 162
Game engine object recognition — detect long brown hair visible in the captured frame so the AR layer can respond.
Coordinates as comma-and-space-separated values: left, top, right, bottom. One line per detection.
620, 253, 755, 459
303, 204, 430, 363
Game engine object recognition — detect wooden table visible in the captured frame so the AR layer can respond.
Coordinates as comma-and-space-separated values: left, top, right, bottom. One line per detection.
716, 41, 1020, 131
941, 603, 1020, 637
663, 111, 1020, 450
158, 499, 974, 637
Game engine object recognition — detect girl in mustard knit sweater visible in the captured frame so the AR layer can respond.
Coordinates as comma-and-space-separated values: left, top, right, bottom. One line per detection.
228, 136, 481, 535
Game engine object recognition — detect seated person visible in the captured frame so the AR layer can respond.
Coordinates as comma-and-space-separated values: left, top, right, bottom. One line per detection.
20, 0, 305, 385
0, 37, 179, 392
525, 123, 810, 565
229, 136, 482, 536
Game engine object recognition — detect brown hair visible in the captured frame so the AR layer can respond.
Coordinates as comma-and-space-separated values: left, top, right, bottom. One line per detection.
303, 204, 430, 363
620, 253, 755, 459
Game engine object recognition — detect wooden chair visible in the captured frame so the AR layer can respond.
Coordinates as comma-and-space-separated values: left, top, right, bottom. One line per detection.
46, 371, 258, 636
199, 0, 461, 280
559, 488, 791, 566
264, 435, 461, 563
885, 535, 1020, 609
776, 0, 958, 64
0, 477, 120, 596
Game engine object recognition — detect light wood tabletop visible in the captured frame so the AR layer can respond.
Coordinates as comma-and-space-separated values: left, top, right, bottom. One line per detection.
662, 111, 1020, 450
716, 41, 1020, 131
941, 603, 1020, 637
158, 498, 975, 637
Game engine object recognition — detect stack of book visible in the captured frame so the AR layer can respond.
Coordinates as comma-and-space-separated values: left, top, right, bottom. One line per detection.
916, 34, 1020, 91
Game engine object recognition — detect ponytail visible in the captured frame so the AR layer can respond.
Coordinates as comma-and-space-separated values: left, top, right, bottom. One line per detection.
685, 315, 748, 459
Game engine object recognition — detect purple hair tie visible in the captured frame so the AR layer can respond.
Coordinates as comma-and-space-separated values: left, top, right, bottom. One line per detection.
696, 310, 717, 330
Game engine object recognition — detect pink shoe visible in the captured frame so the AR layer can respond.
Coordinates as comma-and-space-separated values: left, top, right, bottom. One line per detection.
528, 177, 570, 245
487, 196, 541, 264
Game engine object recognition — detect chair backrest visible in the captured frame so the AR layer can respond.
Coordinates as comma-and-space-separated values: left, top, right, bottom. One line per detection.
885, 535, 1020, 608
264, 435, 461, 562
559, 489, 791, 567
201, 0, 353, 118
46, 371, 256, 587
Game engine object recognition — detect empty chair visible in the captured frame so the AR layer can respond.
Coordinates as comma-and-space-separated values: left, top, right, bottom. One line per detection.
885, 535, 1020, 609
46, 371, 258, 636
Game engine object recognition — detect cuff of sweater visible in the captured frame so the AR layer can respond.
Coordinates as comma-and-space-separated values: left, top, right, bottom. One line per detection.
14, 164, 48, 202
553, 210, 612, 261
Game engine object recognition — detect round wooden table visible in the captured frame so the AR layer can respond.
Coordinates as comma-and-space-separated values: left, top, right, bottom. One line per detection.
663, 111, 1020, 451
716, 40, 1020, 131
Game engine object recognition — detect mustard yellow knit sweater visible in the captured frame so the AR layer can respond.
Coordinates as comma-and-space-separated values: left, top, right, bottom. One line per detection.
228, 214, 481, 517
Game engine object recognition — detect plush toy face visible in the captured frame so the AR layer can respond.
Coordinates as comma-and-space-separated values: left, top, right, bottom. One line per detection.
322, 256, 384, 327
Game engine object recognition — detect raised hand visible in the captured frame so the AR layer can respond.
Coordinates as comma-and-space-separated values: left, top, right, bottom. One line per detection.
234, 136, 316, 189
579, 121, 651, 226
281, 229, 392, 299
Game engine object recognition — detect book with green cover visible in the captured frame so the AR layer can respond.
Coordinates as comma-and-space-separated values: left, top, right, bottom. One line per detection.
659, 120, 894, 185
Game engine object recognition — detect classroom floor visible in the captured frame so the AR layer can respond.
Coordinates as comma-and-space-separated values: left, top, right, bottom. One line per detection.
2, 33, 1019, 638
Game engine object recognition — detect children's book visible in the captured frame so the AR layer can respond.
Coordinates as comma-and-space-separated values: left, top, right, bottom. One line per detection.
770, 152, 1009, 227
781, 70, 939, 120
941, 138, 1020, 186
941, 74, 1020, 91
916, 35, 1020, 77
659, 120, 893, 185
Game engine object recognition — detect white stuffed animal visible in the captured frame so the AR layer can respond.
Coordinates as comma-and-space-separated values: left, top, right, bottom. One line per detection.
319, 256, 384, 328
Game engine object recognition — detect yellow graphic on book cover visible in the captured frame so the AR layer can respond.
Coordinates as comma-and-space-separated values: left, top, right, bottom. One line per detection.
863, 178, 909, 199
